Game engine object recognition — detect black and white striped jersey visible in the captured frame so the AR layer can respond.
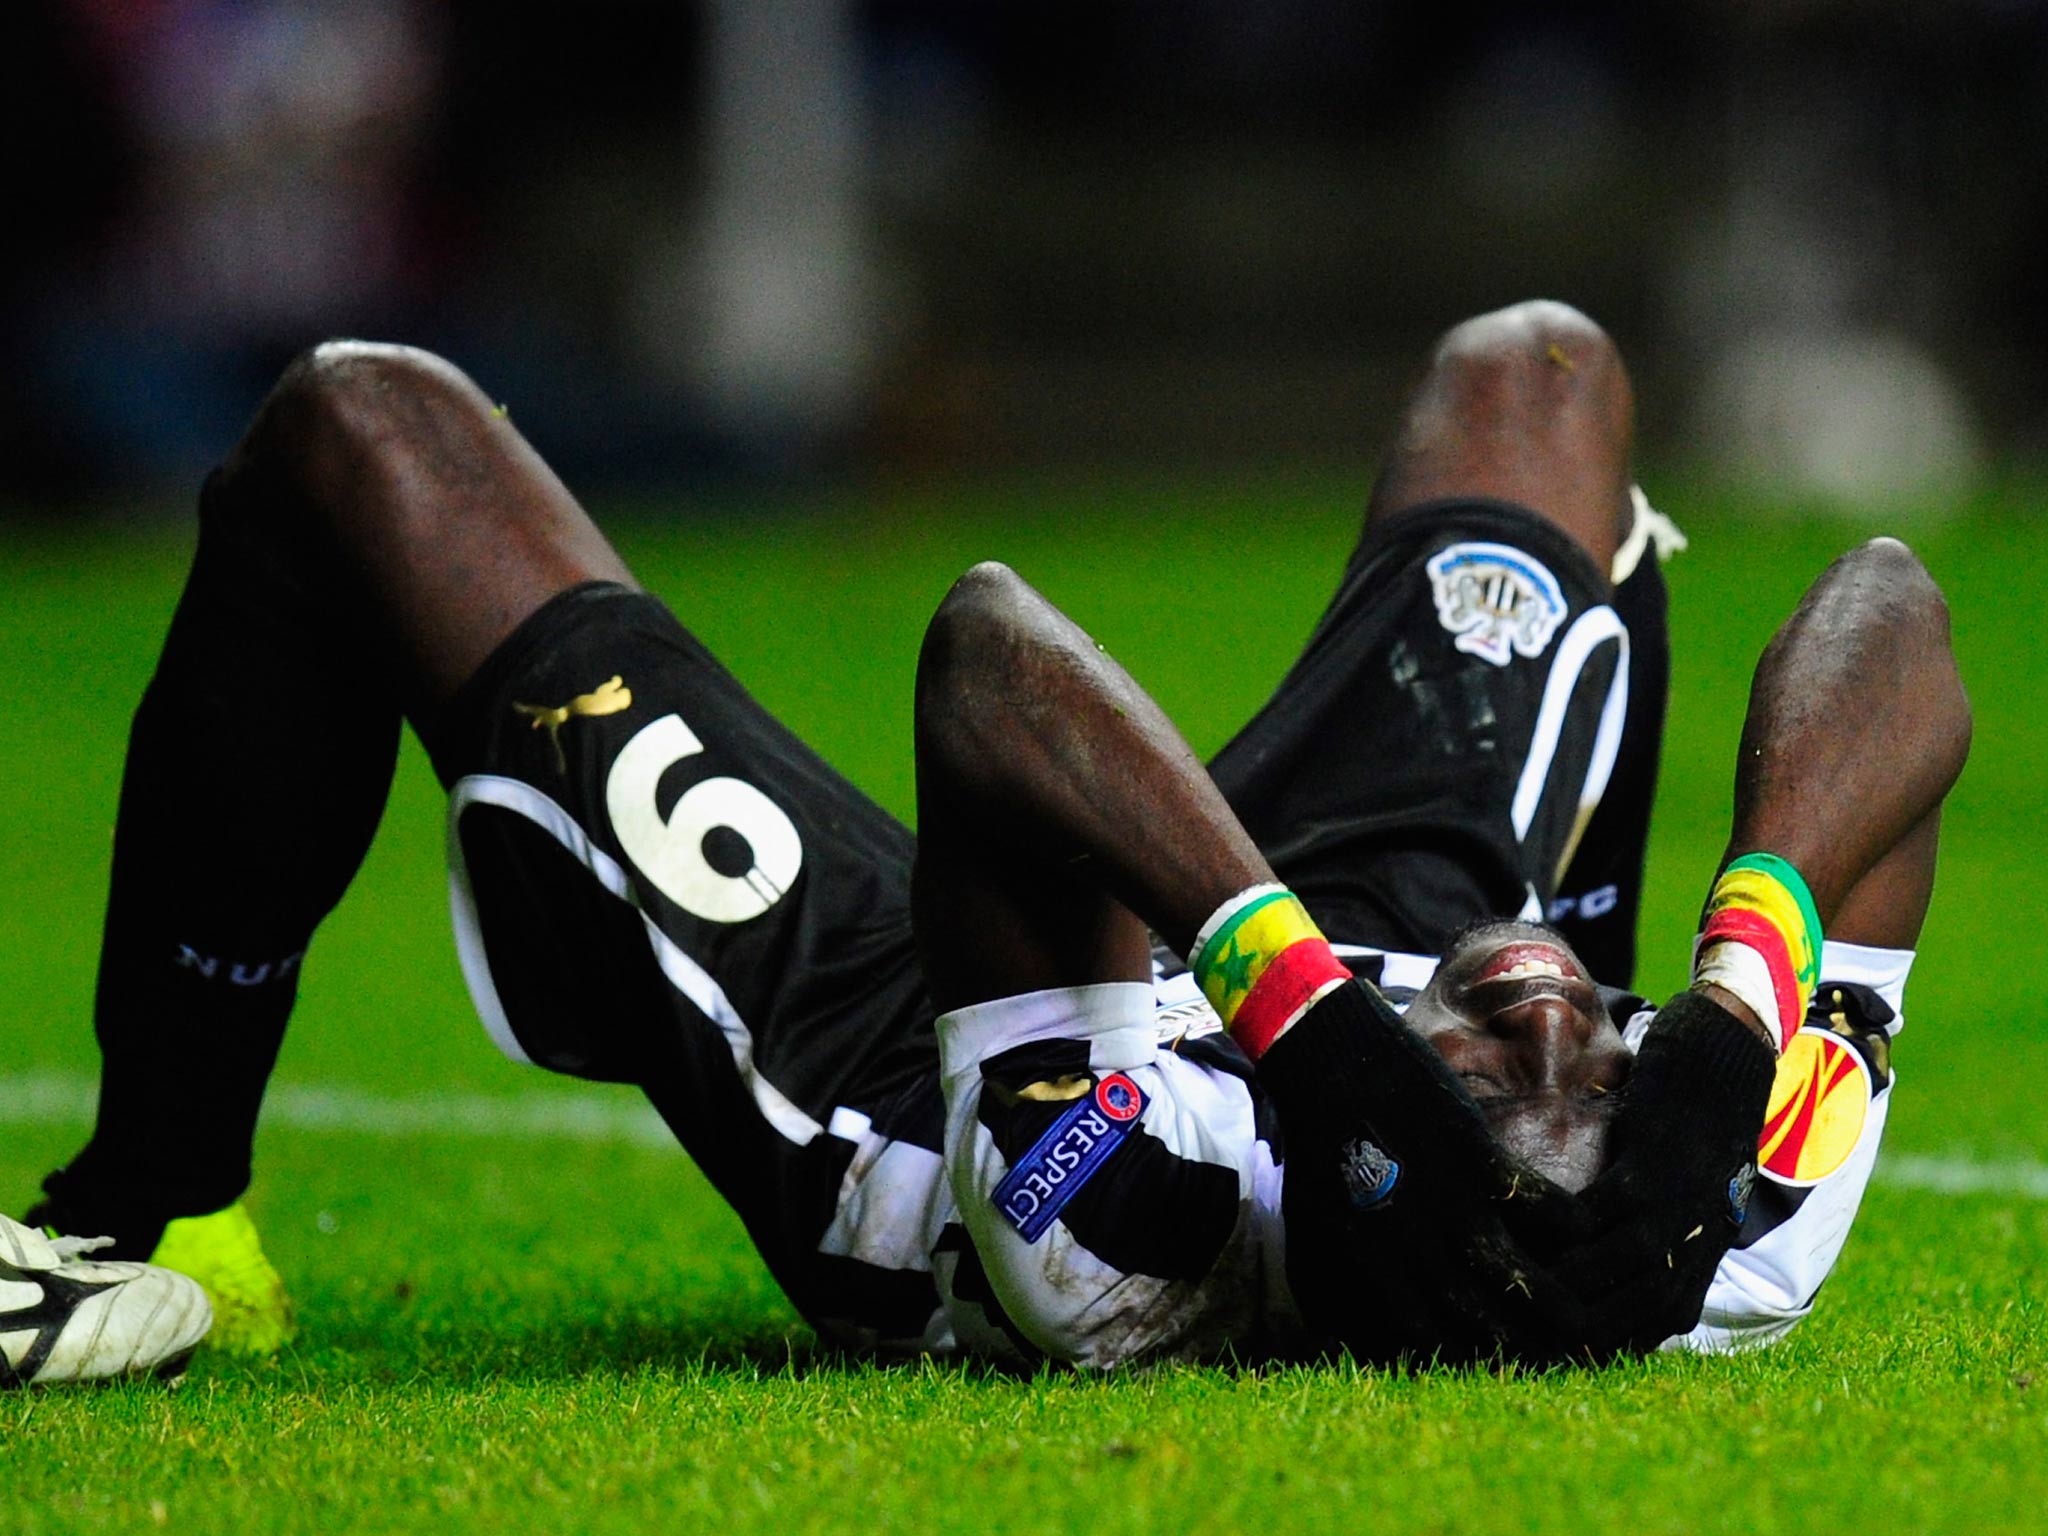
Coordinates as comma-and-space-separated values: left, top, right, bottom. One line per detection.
904, 940, 1908, 1368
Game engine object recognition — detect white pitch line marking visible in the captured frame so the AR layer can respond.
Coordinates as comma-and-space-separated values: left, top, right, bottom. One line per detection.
3, 1071, 2046, 1199
1874, 1153, 2048, 1201
0, 1070, 675, 1150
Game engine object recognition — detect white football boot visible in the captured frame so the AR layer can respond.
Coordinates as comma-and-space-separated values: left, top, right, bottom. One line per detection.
1, 1212, 212, 1386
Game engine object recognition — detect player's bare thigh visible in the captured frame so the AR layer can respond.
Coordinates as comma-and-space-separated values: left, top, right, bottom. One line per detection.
1367, 299, 1635, 577
220, 341, 638, 708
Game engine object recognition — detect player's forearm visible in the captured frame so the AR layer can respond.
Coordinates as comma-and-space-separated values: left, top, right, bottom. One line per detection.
914, 561, 1272, 954
1691, 982, 1775, 1050
1695, 539, 1969, 1050
1720, 538, 1969, 928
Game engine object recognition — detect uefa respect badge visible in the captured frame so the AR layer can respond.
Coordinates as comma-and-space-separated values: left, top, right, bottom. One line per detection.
992, 1073, 1148, 1243
1425, 542, 1568, 666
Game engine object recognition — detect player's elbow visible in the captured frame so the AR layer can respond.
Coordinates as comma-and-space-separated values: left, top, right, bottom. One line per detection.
1800, 538, 1974, 808
1847, 537, 1972, 757
919, 561, 1026, 693
916, 561, 1038, 779
933, 561, 1033, 626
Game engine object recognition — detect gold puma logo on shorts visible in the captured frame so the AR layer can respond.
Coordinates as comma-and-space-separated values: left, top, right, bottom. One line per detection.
513, 675, 633, 772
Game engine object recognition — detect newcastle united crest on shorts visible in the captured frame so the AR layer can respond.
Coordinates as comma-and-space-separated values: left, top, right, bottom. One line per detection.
1425, 542, 1568, 666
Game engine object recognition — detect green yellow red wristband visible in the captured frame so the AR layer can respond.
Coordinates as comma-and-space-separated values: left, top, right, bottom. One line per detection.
1694, 853, 1823, 1052
1191, 886, 1353, 1060
1724, 853, 1823, 964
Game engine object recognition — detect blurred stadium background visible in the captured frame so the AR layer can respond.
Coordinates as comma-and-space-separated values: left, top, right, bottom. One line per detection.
3, 0, 2043, 507
3, 10, 2044, 1527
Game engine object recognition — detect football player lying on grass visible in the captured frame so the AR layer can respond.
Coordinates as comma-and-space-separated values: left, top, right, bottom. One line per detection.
24, 301, 1968, 1367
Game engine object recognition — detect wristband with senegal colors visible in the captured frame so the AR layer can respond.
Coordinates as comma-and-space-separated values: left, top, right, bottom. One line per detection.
1190, 884, 1352, 1061
1692, 852, 1823, 1053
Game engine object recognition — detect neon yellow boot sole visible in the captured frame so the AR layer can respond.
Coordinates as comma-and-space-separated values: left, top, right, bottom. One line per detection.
149, 1202, 296, 1357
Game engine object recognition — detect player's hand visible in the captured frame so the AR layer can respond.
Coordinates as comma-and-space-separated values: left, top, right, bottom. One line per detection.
1518, 988, 1778, 1352
148, 1202, 296, 1357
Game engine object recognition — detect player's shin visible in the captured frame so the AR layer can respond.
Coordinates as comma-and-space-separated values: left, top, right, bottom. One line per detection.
31, 468, 398, 1341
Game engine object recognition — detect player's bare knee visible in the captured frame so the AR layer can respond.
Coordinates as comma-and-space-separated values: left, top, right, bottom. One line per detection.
232, 343, 450, 483
267, 341, 488, 457
1434, 299, 1616, 365
1394, 300, 1630, 450
221, 341, 510, 550
1426, 300, 1628, 415
1373, 300, 1635, 569
295, 339, 467, 393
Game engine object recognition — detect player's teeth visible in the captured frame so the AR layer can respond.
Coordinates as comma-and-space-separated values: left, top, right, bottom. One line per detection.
1499, 960, 1565, 979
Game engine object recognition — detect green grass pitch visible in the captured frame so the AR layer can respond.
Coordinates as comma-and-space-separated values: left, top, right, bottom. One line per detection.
1, 477, 2042, 1533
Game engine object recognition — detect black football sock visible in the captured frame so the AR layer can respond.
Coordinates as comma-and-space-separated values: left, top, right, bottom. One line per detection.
33, 464, 400, 1256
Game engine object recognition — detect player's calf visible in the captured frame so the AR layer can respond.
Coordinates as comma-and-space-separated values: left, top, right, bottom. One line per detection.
38, 336, 639, 1299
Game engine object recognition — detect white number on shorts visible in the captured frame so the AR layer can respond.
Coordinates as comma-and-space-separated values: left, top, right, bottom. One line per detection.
605, 714, 803, 923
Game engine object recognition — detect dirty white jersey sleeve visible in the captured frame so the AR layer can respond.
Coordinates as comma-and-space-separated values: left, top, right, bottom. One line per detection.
934, 980, 1297, 1368
933, 942, 1909, 1367
1652, 939, 1912, 1353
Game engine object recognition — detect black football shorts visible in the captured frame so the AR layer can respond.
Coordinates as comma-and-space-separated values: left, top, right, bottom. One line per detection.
426, 581, 944, 1342
1210, 497, 1664, 981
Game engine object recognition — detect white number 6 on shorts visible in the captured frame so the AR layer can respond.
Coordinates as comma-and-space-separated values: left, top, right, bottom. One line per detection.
606, 714, 804, 923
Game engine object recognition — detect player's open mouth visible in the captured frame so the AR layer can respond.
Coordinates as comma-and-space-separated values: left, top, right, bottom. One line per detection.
1471, 941, 1585, 987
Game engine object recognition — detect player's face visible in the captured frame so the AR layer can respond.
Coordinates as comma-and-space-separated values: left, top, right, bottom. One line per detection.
1402, 919, 1631, 1192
